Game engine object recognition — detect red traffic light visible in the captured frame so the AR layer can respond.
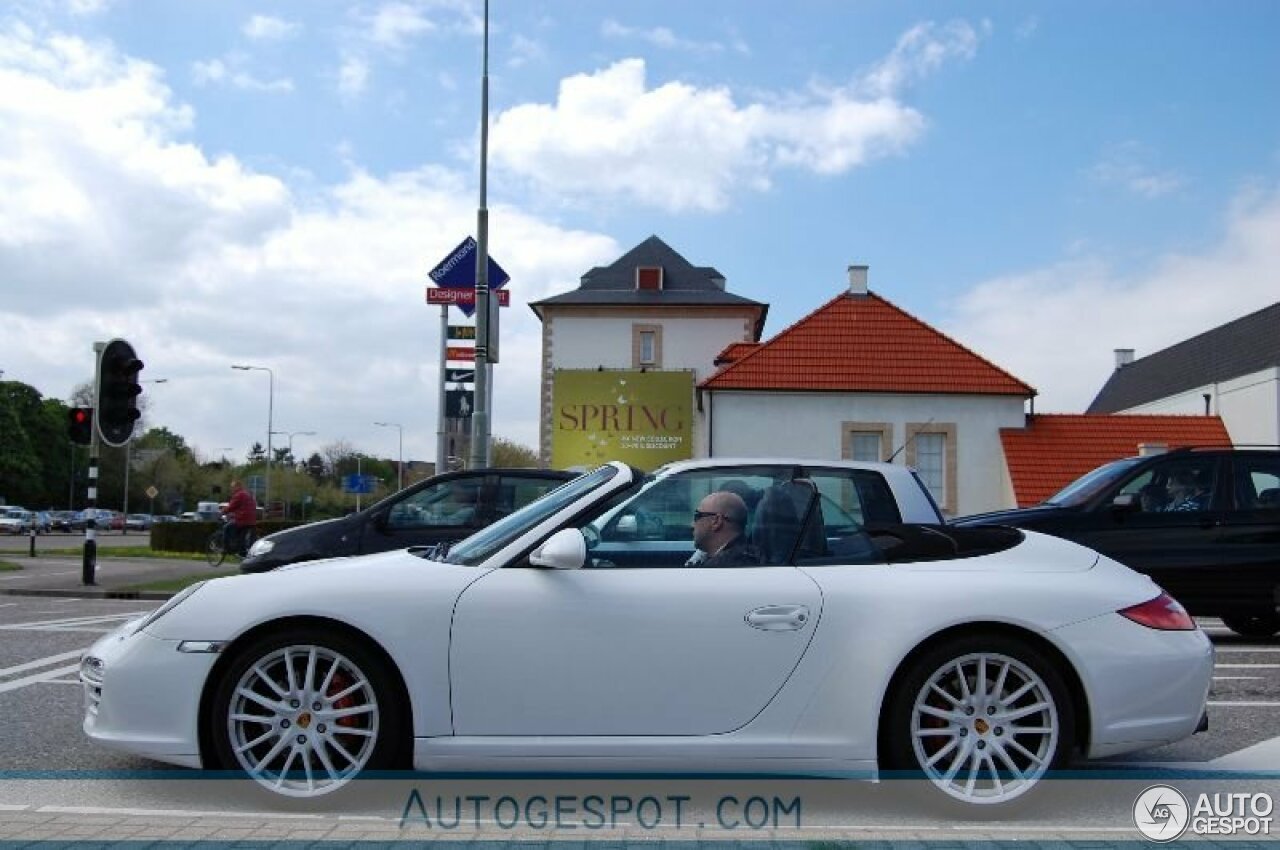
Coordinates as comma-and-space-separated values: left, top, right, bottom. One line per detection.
68, 406, 94, 445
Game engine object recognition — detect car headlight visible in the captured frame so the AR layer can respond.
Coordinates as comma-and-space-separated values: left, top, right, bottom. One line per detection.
129, 581, 206, 636
247, 538, 274, 558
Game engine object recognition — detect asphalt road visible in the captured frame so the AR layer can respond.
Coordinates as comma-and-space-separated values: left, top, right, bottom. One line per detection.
1, 596, 1277, 838
0, 530, 156, 553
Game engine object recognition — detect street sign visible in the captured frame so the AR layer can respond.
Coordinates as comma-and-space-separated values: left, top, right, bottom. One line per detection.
446, 369, 475, 384
341, 473, 377, 494
446, 389, 475, 419
428, 237, 511, 317
448, 325, 477, 340
446, 346, 475, 362
145, 485, 159, 500
426, 287, 511, 307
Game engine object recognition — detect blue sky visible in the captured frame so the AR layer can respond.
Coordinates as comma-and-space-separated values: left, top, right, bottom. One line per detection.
2, 0, 1278, 463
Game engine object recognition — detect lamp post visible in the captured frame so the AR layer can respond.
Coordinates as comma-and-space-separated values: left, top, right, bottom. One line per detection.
231, 365, 274, 512
270, 429, 315, 518
123, 378, 168, 533
373, 421, 404, 491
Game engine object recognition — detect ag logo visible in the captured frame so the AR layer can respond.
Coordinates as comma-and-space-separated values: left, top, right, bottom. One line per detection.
1134, 785, 1190, 842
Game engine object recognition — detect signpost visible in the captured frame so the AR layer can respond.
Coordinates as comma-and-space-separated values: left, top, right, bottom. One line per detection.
427, 234, 511, 471
446, 389, 475, 419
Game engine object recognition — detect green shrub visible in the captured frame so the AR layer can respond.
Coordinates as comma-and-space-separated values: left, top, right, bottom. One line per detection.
151, 520, 306, 553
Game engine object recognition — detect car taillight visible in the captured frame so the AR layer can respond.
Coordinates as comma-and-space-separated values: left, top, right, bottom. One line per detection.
1119, 592, 1196, 630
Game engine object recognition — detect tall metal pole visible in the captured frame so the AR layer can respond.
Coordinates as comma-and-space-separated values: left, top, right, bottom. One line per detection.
82, 341, 104, 586
374, 422, 403, 491
232, 365, 274, 512
469, 0, 492, 469
437, 306, 448, 473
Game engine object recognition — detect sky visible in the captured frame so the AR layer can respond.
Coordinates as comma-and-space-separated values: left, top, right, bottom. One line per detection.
1, 0, 1278, 467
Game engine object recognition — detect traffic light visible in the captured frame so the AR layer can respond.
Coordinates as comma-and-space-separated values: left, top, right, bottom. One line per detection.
96, 338, 144, 447
68, 407, 93, 445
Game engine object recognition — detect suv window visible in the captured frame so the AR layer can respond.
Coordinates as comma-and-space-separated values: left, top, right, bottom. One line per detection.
1233, 455, 1280, 512
388, 477, 483, 529
494, 475, 567, 520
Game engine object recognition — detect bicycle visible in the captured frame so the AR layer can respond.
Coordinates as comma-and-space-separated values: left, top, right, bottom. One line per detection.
207, 519, 257, 568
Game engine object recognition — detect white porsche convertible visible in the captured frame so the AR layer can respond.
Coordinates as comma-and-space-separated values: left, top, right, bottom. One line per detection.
82, 459, 1212, 809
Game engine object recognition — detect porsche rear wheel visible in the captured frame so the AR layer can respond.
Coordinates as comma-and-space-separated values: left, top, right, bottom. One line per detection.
210, 630, 406, 798
884, 634, 1074, 810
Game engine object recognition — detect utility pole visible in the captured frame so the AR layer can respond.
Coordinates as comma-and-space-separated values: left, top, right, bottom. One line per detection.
469, 0, 492, 469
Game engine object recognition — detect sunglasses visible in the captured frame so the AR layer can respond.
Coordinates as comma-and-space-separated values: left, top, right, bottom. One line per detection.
692, 510, 722, 522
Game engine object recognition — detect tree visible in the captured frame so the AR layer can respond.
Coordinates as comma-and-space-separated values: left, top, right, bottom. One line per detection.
304, 451, 326, 481
491, 436, 539, 468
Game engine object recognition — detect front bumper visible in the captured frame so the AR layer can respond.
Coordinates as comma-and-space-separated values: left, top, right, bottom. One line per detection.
81, 622, 218, 769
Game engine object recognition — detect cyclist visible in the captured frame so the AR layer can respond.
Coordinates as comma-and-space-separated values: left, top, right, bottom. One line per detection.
220, 479, 258, 557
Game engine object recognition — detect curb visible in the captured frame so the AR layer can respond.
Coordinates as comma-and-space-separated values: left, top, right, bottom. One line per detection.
0, 588, 174, 601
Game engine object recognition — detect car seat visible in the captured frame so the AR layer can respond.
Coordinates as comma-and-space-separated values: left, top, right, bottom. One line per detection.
751, 480, 825, 563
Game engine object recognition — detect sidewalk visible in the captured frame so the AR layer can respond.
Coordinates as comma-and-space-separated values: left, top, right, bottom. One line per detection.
0, 551, 230, 600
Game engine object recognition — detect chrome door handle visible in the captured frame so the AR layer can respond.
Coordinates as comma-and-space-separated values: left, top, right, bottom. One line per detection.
745, 605, 810, 631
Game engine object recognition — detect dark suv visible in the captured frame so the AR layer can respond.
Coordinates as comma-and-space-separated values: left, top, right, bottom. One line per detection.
240, 467, 575, 573
955, 448, 1280, 637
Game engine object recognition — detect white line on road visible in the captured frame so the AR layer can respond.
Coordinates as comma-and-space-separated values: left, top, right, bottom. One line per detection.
0, 664, 81, 694
1214, 663, 1280, 668
1214, 676, 1264, 680
0, 570, 79, 582
0, 612, 143, 631
0, 649, 83, 679
1207, 701, 1280, 707
0, 804, 28, 811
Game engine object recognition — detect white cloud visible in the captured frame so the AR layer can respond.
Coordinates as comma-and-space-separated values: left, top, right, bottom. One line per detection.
490, 54, 936, 212
601, 19, 728, 53
1089, 142, 1185, 198
191, 53, 294, 93
942, 186, 1280, 413
0, 23, 617, 459
243, 14, 301, 42
366, 2, 436, 49
507, 34, 544, 69
337, 53, 369, 98
858, 20, 983, 98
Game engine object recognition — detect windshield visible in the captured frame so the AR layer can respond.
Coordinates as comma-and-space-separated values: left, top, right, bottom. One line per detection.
440, 465, 621, 566
1045, 457, 1143, 506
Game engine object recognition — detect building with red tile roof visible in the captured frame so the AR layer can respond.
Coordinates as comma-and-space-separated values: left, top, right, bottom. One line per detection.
999, 414, 1233, 507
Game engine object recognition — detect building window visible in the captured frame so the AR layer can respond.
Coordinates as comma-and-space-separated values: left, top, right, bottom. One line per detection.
632, 324, 663, 368
636, 266, 664, 291
905, 422, 958, 516
841, 422, 892, 463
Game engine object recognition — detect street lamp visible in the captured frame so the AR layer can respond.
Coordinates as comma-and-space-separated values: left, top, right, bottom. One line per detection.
270, 429, 316, 518
231, 364, 274, 512
373, 421, 404, 491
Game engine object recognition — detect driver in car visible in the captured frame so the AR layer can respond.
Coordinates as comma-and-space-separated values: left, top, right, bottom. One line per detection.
687, 491, 764, 568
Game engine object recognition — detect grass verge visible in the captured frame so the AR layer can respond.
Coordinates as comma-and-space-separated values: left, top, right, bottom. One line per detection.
122, 571, 232, 593
40, 546, 206, 561
0, 559, 21, 572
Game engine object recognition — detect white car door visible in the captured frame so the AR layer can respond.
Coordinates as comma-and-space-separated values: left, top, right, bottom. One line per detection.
449, 565, 822, 736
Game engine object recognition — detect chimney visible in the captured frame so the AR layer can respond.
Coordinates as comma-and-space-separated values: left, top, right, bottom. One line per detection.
1138, 442, 1167, 457
1114, 348, 1135, 369
848, 264, 869, 295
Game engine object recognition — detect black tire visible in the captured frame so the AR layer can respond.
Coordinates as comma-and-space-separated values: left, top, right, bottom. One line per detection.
206, 531, 226, 567
882, 633, 1075, 814
209, 629, 408, 798
1222, 613, 1280, 639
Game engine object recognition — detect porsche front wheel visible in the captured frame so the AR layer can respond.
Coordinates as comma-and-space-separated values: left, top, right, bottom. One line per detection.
209, 630, 406, 797
884, 634, 1074, 810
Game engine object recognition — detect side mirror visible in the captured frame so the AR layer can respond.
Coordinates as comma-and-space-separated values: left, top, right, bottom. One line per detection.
529, 528, 587, 570
1111, 493, 1139, 513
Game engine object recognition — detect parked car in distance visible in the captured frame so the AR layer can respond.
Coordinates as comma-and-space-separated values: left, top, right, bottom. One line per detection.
240, 468, 577, 573
151, 514, 178, 525
84, 458, 1212, 810
72, 508, 117, 531
49, 510, 78, 532
125, 514, 153, 531
0, 507, 32, 534
32, 511, 52, 534
954, 447, 1280, 637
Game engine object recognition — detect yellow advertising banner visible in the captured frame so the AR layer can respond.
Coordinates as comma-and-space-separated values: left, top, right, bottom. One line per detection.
551, 370, 694, 470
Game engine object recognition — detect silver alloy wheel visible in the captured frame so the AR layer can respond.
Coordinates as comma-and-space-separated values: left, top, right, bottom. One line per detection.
910, 651, 1059, 805
226, 644, 380, 797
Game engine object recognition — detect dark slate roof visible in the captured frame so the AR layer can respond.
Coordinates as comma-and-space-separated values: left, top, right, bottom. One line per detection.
1088, 301, 1280, 413
529, 235, 767, 313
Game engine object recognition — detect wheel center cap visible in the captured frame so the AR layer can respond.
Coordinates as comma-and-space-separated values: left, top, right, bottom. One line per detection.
296, 712, 312, 729
974, 718, 990, 735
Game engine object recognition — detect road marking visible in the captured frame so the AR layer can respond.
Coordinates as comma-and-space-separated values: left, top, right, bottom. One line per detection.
1214, 676, 1264, 680
0, 612, 143, 631
0, 602, 18, 608
0, 664, 81, 694
1214, 663, 1280, 668
0, 804, 28, 812
0, 649, 83, 679
0, 570, 80, 582
1207, 701, 1280, 707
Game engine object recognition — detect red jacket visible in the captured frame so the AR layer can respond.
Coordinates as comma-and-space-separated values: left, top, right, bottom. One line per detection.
224, 489, 258, 526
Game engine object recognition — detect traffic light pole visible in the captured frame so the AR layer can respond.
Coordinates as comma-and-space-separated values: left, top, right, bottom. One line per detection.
82, 341, 104, 586
469, 0, 492, 469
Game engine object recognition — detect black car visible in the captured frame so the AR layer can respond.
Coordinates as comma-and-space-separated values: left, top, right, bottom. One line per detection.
955, 448, 1280, 638
239, 467, 575, 573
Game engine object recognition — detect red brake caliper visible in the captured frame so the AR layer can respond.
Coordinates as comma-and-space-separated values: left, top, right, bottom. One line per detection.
327, 670, 359, 728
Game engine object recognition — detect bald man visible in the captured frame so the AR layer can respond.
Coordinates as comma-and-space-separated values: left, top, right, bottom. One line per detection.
689, 490, 764, 568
